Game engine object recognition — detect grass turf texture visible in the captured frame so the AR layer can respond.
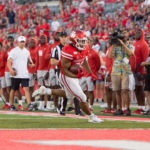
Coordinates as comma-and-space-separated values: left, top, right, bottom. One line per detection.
1, 102, 150, 118
0, 114, 150, 129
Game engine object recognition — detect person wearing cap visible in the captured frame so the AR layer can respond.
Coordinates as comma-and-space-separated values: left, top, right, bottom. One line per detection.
7, 36, 36, 111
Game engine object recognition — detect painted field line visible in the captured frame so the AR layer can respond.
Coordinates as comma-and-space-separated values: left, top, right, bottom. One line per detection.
0, 110, 150, 123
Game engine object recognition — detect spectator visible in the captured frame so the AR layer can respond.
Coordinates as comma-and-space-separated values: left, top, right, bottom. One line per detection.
40, 18, 50, 42
0, 13, 8, 29
51, 16, 60, 32
6, 7, 15, 26
78, 0, 89, 20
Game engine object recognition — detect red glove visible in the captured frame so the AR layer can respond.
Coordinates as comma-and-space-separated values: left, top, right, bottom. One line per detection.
77, 69, 84, 79
90, 73, 98, 81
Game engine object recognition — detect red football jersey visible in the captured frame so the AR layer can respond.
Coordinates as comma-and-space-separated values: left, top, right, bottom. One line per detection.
60, 44, 88, 74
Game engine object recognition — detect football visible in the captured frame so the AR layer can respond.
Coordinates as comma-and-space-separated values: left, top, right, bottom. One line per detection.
69, 64, 82, 75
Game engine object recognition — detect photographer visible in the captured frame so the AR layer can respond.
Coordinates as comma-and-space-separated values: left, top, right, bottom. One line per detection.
108, 31, 134, 116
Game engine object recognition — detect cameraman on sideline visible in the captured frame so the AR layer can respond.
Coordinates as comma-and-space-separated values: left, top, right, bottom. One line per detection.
108, 31, 134, 116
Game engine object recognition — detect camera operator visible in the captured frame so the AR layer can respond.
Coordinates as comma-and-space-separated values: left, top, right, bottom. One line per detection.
108, 31, 134, 116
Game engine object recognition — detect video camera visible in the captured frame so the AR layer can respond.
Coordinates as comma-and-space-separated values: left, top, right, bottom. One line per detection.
109, 29, 124, 45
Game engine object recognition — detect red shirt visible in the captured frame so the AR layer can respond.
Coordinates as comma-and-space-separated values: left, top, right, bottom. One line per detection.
0, 5, 5, 12
5, 47, 14, 72
60, 44, 88, 74
84, 48, 100, 77
40, 24, 50, 38
88, 17, 97, 28
0, 50, 5, 77
36, 44, 51, 71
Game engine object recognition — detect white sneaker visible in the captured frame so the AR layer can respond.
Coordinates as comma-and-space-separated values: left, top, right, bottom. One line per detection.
88, 114, 104, 123
32, 86, 47, 97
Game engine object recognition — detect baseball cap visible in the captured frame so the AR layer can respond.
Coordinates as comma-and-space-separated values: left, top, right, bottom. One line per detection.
17, 36, 26, 42
60, 32, 67, 37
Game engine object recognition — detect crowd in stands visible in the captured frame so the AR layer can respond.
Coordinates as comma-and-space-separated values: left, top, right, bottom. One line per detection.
0, 0, 150, 116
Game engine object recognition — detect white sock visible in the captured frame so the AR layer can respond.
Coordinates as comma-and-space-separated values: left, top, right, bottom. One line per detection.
46, 101, 52, 109
89, 113, 94, 117
39, 101, 44, 109
31, 102, 35, 105
138, 106, 142, 109
46, 88, 52, 95
18, 100, 23, 105
141, 106, 145, 110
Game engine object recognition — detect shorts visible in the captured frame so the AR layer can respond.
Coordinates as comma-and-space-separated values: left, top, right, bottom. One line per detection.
96, 74, 104, 83
60, 73, 87, 102
144, 75, 150, 91
129, 74, 135, 91
37, 70, 50, 87
29, 73, 34, 87
134, 75, 144, 86
5, 72, 11, 87
80, 76, 95, 91
0, 77, 6, 88
11, 78, 29, 91
111, 74, 130, 91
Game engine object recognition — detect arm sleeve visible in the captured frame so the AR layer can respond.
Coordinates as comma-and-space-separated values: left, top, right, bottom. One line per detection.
141, 43, 149, 62
8, 50, 15, 60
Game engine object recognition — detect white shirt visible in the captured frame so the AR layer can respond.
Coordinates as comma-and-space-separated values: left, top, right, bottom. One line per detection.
8, 46, 31, 79
79, 0, 89, 14
51, 21, 60, 32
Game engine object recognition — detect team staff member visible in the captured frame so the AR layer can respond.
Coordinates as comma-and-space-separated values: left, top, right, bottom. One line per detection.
35, 34, 51, 110
4, 36, 23, 110
7, 36, 35, 111
80, 37, 101, 111
133, 29, 149, 114
25, 38, 38, 110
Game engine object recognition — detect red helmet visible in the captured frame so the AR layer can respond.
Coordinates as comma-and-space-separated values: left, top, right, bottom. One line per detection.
70, 30, 87, 51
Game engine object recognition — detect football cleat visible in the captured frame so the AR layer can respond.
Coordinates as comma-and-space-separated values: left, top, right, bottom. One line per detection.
32, 86, 47, 97
88, 114, 104, 123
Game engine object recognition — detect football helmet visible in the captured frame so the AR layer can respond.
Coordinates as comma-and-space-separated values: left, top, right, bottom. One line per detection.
70, 30, 87, 51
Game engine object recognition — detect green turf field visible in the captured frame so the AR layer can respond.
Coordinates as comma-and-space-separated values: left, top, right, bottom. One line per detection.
0, 114, 150, 129
0, 102, 150, 129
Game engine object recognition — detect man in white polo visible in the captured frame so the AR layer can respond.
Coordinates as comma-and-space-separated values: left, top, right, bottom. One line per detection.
7, 36, 35, 111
